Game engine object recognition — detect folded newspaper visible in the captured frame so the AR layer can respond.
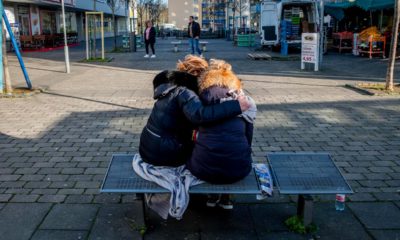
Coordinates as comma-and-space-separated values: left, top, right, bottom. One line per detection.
253, 163, 273, 200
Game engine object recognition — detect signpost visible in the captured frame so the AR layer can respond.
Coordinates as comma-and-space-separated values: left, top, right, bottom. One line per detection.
301, 33, 319, 71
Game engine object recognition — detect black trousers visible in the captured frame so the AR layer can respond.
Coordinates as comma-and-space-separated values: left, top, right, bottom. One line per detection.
145, 40, 155, 54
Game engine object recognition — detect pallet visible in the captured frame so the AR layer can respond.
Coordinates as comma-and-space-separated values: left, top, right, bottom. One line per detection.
248, 53, 272, 60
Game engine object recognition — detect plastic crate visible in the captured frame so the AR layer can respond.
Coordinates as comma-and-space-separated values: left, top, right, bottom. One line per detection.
237, 35, 256, 47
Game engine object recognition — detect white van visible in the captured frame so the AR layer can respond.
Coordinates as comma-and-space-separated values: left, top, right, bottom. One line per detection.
260, 0, 321, 46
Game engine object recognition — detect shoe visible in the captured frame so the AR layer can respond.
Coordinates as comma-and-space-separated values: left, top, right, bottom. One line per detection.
218, 199, 234, 210
206, 195, 219, 207
151, 54, 156, 58
144, 54, 149, 58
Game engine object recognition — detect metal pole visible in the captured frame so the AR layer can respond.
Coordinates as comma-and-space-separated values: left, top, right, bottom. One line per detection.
62, 0, 71, 73
101, 13, 105, 60
86, 13, 89, 60
0, 0, 3, 93
2, 10, 32, 89
319, 0, 324, 69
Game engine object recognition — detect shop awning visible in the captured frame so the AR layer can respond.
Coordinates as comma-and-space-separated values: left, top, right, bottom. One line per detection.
325, 7, 345, 20
356, 0, 394, 11
326, 0, 394, 11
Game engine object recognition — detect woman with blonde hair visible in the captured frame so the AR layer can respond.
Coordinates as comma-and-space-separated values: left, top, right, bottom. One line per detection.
187, 59, 257, 209
177, 55, 209, 78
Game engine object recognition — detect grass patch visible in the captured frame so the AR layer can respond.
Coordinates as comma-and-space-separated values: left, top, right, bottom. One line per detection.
285, 215, 318, 234
355, 83, 400, 95
0, 87, 43, 98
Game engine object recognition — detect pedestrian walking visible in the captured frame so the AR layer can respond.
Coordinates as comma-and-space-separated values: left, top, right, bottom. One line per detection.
144, 20, 156, 58
188, 16, 202, 57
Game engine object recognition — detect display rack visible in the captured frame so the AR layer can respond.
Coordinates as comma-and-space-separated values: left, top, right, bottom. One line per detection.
358, 35, 386, 59
332, 32, 353, 53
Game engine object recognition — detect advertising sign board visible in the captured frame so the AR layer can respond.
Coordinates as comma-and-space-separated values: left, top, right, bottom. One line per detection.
301, 33, 319, 71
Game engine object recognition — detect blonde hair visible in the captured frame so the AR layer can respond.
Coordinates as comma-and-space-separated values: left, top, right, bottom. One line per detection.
177, 55, 209, 77
199, 59, 242, 92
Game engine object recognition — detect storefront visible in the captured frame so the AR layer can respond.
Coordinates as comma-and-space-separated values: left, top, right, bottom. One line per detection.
4, 0, 128, 51
4, 1, 78, 50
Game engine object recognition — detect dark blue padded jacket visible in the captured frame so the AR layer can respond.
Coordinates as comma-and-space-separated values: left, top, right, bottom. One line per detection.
187, 86, 253, 184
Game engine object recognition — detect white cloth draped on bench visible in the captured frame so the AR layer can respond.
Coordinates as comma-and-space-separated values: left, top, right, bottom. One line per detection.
132, 154, 204, 220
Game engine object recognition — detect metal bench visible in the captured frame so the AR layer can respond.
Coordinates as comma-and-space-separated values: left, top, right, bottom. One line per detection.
266, 152, 353, 226
170, 41, 182, 52
100, 153, 352, 227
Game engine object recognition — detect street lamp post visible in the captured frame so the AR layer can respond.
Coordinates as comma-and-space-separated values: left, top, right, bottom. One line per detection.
61, 0, 70, 73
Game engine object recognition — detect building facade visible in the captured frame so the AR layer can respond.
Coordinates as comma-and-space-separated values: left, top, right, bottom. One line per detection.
168, 0, 201, 30
225, 0, 251, 32
3, 0, 129, 44
201, 0, 226, 31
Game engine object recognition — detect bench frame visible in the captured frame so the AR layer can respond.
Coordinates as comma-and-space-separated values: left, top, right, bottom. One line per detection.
100, 154, 323, 229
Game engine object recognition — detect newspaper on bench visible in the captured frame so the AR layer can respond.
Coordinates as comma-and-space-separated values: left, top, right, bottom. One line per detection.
253, 163, 273, 200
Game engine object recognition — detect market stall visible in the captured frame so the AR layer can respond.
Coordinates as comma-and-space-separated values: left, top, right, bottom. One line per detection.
325, 0, 394, 58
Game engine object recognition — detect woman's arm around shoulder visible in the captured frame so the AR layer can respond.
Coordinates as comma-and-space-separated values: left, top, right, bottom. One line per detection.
176, 88, 243, 125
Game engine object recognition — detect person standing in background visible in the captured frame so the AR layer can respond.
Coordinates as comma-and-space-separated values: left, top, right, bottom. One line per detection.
144, 20, 156, 58
188, 16, 202, 57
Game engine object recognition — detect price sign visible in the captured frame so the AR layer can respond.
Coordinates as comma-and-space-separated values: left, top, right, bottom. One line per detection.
301, 33, 319, 71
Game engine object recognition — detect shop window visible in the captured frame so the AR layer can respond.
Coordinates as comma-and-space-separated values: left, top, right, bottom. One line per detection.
41, 10, 57, 35
58, 12, 77, 33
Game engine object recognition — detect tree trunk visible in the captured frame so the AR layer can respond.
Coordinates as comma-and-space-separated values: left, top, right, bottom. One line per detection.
239, 0, 242, 28
113, 13, 117, 50
386, 0, 400, 91
233, 6, 236, 35
2, 29, 12, 93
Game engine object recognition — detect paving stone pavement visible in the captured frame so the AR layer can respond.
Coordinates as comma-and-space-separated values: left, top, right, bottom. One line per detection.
1, 38, 400, 239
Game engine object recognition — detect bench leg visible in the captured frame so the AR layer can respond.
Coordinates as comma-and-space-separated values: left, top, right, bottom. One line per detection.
202, 45, 206, 52
174, 45, 178, 52
297, 194, 313, 226
136, 193, 148, 228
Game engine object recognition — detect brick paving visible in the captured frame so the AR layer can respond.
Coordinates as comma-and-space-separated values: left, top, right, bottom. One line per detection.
0, 38, 400, 239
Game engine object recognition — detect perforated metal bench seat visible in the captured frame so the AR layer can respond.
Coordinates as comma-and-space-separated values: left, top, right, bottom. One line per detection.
100, 153, 353, 227
100, 154, 261, 195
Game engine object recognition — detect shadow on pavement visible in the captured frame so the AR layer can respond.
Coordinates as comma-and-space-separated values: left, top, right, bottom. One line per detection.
0, 94, 399, 239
